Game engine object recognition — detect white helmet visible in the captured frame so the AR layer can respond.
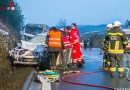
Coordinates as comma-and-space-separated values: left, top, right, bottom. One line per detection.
107, 24, 113, 28
114, 21, 122, 27
60, 28, 64, 31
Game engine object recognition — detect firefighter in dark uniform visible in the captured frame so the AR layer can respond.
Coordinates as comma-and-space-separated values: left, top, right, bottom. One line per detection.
104, 21, 128, 77
100, 24, 113, 71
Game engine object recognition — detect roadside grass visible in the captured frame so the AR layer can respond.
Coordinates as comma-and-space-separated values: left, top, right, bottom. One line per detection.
0, 57, 33, 90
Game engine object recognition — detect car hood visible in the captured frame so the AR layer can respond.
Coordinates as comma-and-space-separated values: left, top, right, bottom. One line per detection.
21, 40, 37, 51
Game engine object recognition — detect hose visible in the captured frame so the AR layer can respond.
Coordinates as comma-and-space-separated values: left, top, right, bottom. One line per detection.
61, 71, 114, 90
61, 51, 130, 89
125, 51, 130, 68
126, 69, 130, 81
125, 51, 130, 81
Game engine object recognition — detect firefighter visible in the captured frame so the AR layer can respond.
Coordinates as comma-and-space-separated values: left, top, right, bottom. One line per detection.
100, 24, 113, 71
71, 23, 83, 67
46, 27, 63, 70
104, 21, 128, 77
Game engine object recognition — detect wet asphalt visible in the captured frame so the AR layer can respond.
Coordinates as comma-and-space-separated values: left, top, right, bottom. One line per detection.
29, 48, 130, 90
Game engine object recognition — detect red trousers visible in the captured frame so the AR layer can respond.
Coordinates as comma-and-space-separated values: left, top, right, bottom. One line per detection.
72, 42, 83, 64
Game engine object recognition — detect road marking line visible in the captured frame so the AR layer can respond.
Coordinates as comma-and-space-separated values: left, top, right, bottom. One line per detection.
38, 75, 51, 90
42, 81, 51, 90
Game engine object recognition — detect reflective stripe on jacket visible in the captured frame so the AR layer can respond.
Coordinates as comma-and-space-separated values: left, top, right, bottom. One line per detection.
48, 30, 62, 48
72, 27, 80, 39
105, 28, 128, 54
69, 30, 80, 45
62, 34, 72, 48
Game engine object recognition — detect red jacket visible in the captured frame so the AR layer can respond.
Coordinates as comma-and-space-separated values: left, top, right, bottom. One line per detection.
72, 27, 80, 39
69, 29, 83, 64
61, 29, 72, 49
69, 30, 79, 45
62, 34, 72, 48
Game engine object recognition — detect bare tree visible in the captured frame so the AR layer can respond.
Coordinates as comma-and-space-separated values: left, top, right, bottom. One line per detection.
56, 19, 67, 29
125, 20, 130, 28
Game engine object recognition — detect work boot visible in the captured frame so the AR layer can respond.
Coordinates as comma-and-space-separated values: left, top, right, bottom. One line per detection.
53, 66, 57, 70
56, 65, 63, 70
51, 66, 57, 71
76, 61, 82, 68
82, 59, 85, 64
72, 64, 77, 69
62, 65, 67, 71
119, 72, 124, 77
100, 52, 102, 55
99, 66, 106, 70
67, 63, 73, 68
110, 72, 115, 77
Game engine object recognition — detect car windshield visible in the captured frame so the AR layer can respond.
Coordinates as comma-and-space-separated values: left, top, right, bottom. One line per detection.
29, 34, 46, 44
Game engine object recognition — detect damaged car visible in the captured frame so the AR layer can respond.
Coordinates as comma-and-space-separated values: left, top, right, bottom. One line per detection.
8, 34, 48, 65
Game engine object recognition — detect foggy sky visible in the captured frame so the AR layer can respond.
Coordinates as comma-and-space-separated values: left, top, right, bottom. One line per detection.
17, 0, 130, 26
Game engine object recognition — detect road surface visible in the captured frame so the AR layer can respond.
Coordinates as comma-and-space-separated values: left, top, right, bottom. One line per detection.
29, 48, 130, 90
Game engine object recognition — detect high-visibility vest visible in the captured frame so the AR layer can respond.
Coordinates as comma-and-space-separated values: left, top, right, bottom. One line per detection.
48, 30, 62, 48
62, 33, 72, 48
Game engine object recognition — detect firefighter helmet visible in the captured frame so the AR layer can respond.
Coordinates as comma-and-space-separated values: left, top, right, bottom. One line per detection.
114, 21, 122, 27
107, 24, 113, 28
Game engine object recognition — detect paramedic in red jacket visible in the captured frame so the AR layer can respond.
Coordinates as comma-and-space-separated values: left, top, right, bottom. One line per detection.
60, 28, 72, 70
71, 23, 80, 39
68, 25, 83, 67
